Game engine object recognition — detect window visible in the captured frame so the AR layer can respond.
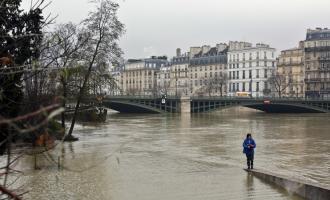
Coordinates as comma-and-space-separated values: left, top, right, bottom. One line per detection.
257, 61, 259, 67
264, 69, 268, 78
242, 82, 246, 91
243, 70, 246, 79
249, 70, 252, 79
237, 71, 239, 79
256, 82, 259, 92
256, 69, 259, 78
195, 73, 197, 78
210, 72, 212, 77
249, 81, 252, 92
237, 83, 239, 91
195, 80, 198, 86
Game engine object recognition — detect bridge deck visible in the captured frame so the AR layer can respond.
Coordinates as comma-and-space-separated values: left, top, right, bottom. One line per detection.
92, 96, 330, 113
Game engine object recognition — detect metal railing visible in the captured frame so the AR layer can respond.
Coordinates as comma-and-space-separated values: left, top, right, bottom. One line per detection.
103, 94, 330, 101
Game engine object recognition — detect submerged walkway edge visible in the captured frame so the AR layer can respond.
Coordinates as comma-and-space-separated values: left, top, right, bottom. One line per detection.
246, 169, 330, 200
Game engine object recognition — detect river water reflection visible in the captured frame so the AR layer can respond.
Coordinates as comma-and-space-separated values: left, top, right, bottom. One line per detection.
14, 107, 330, 199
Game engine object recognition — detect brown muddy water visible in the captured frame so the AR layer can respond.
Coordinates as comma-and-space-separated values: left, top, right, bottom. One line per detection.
4, 107, 330, 199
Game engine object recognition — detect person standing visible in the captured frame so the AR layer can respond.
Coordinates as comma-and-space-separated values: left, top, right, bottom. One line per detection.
243, 133, 256, 169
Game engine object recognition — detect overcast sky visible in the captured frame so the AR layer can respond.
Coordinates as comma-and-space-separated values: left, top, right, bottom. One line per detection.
22, 0, 330, 59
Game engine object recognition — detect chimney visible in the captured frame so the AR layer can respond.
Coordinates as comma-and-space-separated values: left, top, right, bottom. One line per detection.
176, 48, 181, 57
202, 45, 211, 54
298, 41, 304, 49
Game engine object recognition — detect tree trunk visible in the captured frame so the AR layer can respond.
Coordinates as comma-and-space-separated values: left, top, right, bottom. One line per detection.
61, 78, 67, 129
65, 39, 102, 141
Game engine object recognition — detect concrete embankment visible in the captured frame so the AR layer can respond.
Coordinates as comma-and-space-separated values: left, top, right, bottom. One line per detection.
246, 169, 330, 200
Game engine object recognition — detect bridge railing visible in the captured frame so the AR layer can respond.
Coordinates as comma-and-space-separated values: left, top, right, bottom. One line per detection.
190, 95, 330, 102
104, 95, 181, 100
93, 94, 330, 102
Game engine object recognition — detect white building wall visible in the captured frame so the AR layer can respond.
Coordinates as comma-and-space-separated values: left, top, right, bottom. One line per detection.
227, 44, 276, 97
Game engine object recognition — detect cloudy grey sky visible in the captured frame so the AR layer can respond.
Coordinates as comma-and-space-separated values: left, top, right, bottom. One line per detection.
22, 0, 330, 59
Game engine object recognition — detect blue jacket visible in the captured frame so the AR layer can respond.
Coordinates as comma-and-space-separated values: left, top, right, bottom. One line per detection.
243, 138, 256, 155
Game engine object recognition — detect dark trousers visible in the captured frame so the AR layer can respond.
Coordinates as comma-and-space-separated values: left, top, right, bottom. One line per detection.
246, 153, 254, 168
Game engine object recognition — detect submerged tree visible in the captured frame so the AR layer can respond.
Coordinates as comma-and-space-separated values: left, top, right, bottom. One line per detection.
42, 23, 89, 130
66, 0, 125, 140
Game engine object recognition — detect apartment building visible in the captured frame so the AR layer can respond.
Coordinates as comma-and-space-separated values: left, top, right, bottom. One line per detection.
168, 48, 190, 96
189, 44, 228, 96
110, 65, 123, 95
276, 42, 305, 97
121, 56, 169, 95
304, 28, 330, 98
156, 64, 171, 95
227, 41, 276, 97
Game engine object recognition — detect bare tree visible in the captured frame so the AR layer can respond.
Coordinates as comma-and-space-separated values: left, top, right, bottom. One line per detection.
204, 74, 228, 96
66, 0, 125, 141
268, 72, 289, 98
41, 23, 90, 131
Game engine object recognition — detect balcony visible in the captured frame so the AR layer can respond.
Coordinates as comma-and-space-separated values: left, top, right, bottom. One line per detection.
305, 78, 330, 83
277, 61, 304, 66
318, 57, 330, 61
305, 78, 320, 83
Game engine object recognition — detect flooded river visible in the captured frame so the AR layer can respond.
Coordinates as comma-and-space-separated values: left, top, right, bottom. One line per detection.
10, 108, 330, 199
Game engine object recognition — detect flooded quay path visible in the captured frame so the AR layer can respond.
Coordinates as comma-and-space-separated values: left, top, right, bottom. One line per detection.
10, 108, 330, 199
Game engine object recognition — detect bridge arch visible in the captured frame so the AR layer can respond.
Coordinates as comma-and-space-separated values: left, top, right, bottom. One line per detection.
102, 101, 163, 113
191, 100, 328, 113
202, 102, 327, 113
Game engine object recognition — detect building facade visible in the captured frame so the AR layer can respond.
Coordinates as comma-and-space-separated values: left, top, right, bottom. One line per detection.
304, 28, 330, 98
156, 64, 171, 95
227, 41, 276, 97
168, 49, 190, 96
121, 57, 169, 95
110, 65, 123, 95
188, 44, 228, 96
276, 42, 305, 97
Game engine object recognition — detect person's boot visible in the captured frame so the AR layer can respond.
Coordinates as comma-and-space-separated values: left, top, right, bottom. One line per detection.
251, 165, 253, 169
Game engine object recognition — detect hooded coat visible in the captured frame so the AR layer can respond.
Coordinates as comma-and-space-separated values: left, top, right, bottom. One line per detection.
243, 138, 256, 156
